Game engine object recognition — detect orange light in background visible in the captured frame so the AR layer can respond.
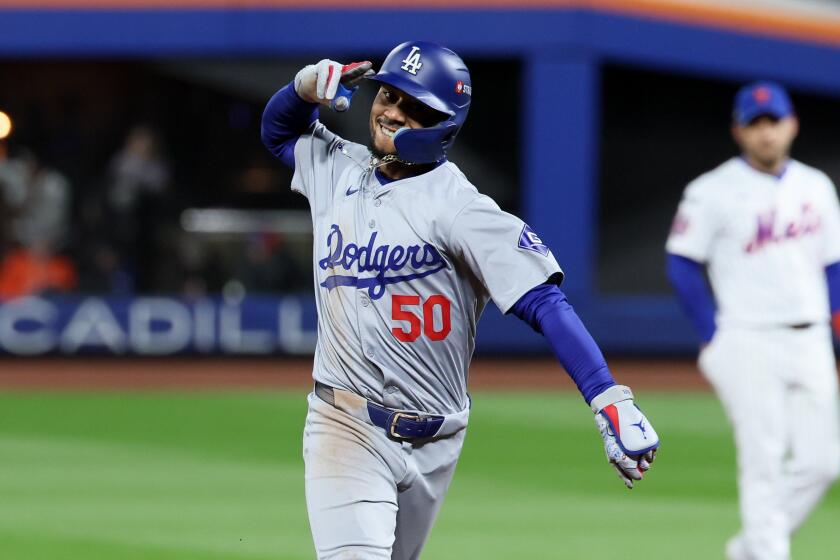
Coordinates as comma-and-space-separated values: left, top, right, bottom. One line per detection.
0, 111, 12, 140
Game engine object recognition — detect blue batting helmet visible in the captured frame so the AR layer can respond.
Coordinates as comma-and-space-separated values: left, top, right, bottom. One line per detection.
368, 41, 471, 164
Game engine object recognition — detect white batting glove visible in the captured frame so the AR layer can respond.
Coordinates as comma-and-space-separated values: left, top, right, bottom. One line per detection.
294, 59, 374, 111
591, 385, 659, 489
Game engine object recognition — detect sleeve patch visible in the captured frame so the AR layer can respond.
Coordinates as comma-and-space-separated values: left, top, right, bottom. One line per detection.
670, 213, 690, 235
518, 224, 550, 257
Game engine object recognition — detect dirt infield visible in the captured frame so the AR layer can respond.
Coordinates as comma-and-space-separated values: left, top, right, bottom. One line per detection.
0, 356, 710, 391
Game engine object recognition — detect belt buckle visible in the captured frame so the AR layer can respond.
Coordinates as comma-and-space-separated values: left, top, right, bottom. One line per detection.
389, 411, 422, 439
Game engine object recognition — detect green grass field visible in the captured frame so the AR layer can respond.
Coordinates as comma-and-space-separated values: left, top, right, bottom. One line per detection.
0, 390, 836, 559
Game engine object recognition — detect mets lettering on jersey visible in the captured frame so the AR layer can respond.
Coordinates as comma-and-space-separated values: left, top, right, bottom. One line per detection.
318, 224, 448, 300
666, 157, 840, 328
744, 204, 821, 253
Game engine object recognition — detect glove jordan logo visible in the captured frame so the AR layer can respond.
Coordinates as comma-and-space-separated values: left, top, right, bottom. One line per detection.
631, 419, 648, 439
400, 46, 423, 75
319, 224, 447, 300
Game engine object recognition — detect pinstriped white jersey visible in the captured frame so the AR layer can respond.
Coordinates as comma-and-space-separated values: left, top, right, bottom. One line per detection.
667, 157, 840, 328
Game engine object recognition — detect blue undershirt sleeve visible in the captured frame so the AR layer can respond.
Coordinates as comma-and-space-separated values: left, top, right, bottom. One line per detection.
260, 82, 319, 169
510, 284, 616, 405
826, 261, 840, 313
666, 253, 717, 343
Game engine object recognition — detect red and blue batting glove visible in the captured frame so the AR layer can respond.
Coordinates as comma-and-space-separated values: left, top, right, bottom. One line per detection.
591, 385, 659, 489
293, 59, 374, 111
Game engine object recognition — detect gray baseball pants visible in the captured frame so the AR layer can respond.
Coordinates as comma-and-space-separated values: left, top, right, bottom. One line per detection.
303, 392, 466, 559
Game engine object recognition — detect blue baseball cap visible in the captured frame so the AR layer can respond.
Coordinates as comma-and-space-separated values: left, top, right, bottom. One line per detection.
733, 81, 794, 125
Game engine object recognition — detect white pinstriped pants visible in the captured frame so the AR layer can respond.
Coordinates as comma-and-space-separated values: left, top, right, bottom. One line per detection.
699, 324, 840, 560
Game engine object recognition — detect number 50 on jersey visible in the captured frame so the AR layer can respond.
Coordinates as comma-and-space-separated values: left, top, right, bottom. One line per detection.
391, 294, 452, 342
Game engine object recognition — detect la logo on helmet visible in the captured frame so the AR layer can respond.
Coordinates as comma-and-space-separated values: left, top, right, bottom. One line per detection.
400, 46, 423, 75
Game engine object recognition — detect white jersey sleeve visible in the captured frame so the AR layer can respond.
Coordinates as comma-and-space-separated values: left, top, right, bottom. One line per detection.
666, 179, 722, 262
818, 175, 840, 265
448, 195, 563, 313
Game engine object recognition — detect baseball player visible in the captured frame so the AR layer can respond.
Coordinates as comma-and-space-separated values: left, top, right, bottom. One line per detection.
667, 82, 840, 560
262, 41, 660, 559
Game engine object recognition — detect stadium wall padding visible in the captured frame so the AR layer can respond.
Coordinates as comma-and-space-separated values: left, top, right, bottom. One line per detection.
2, 5, 840, 353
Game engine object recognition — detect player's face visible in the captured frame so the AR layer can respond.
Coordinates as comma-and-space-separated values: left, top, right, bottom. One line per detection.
732, 115, 799, 171
369, 85, 446, 157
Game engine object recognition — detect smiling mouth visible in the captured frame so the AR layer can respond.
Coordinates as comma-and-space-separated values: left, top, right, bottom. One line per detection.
378, 121, 398, 139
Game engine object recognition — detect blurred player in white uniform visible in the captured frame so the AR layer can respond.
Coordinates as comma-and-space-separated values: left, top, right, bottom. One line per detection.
667, 82, 840, 560
261, 42, 659, 559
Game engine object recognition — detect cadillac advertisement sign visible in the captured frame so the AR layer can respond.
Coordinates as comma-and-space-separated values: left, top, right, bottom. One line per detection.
0, 295, 318, 356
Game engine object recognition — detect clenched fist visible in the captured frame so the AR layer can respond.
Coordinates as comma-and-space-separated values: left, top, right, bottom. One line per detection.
294, 59, 375, 110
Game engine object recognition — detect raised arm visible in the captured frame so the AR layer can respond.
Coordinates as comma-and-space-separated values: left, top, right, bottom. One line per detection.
261, 60, 373, 168
260, 83, 319, 168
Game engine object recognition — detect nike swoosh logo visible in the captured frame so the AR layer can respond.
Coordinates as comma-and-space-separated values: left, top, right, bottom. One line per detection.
346, 186, 359, 196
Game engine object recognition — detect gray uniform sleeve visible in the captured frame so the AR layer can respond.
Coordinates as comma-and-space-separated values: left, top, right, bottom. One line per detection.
291, 121, 342, 199
448, 195, 564, 313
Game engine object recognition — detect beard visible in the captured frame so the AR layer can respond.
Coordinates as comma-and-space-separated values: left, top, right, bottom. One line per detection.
368, 138, 390, 160
368, 122, 396, 160
752, 147, 787, 169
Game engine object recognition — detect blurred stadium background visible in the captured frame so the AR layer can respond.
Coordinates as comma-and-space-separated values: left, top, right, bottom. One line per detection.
0, 0, 839, 558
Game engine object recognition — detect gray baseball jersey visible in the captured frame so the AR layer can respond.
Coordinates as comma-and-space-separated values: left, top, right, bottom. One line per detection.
293, 121, 563, 415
